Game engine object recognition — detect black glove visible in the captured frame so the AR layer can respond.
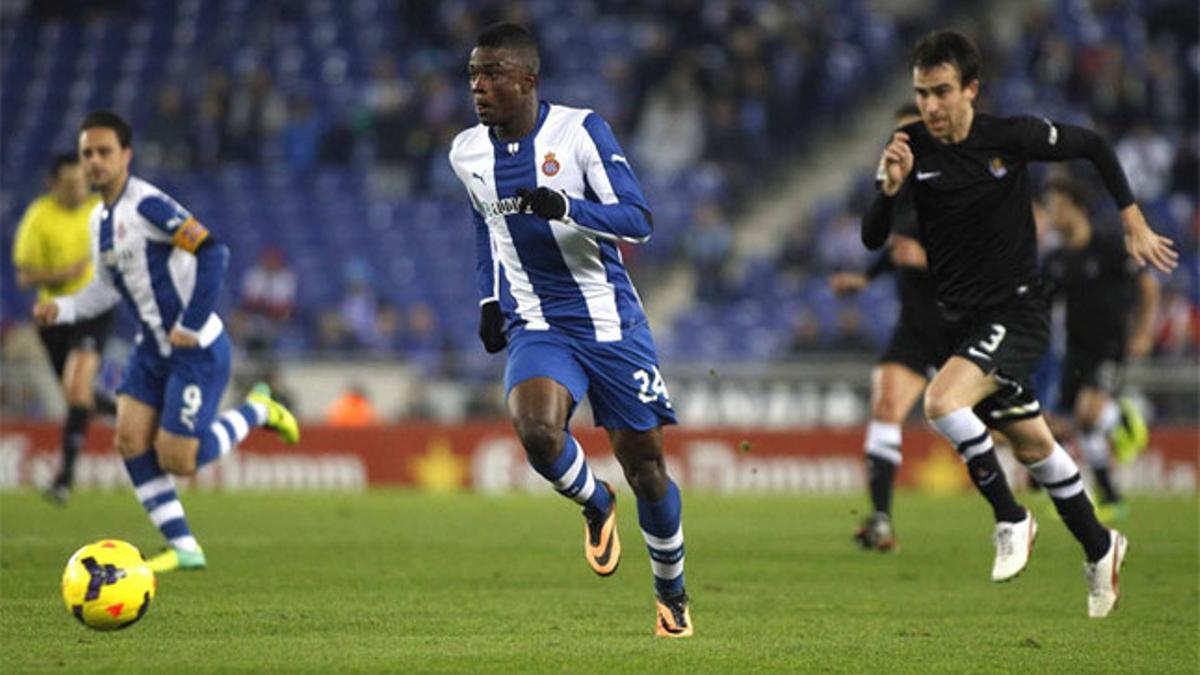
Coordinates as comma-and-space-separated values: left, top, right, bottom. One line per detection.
515, 187, 567, 220
479, 300, 507, 354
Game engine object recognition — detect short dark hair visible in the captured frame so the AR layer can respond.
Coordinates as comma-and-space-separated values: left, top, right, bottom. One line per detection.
476, 22, 540, 74
911, 30, 981, 87
894, 102, 920, 120
1044, 177, 1091, 210
49, 152, 79, 178
81, 110, 133, 148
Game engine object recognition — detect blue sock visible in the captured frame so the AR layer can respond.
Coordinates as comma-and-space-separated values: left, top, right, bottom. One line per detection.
529, 433, 612, 515
638, 479, 685, 597
123, 449, 197, 551
196, 402, 266, 470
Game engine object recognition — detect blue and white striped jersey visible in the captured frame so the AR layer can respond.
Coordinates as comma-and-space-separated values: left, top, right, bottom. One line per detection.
53, 175, 224, 357
449, 102, 653, 343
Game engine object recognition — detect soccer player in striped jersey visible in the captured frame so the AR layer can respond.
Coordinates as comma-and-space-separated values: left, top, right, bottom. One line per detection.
449, 23, 690, 637
33, 111, 300, 573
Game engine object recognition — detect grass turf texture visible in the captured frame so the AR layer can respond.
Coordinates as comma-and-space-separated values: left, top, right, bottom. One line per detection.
2, 490, 1196, 673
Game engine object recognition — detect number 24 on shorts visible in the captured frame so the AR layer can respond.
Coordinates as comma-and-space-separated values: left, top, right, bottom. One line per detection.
633, 367, 672, 407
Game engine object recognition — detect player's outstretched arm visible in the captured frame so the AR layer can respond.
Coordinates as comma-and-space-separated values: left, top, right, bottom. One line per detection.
1121, 204, 1178, 274
37, 261, 122, 326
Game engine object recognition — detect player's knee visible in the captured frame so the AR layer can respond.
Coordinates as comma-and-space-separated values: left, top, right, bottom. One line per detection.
156, 446, 198, 476
621, 457, 668, 501
113, 431, 145, 459
512, 417, 564, 466
872, 396, 905, 424
923, 390, 956, 422
1011, 438, 1054, 465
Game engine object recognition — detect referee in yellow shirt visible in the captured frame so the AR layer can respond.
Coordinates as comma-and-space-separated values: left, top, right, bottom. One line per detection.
12, 153, 115, 503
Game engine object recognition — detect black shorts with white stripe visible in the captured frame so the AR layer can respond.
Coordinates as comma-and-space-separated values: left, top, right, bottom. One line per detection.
942, 294, 1051, 429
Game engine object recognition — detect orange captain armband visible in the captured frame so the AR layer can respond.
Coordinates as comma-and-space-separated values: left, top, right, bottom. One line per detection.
172, 217, 210, 252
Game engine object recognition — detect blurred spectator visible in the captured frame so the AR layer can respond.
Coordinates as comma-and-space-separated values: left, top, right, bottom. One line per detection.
787, 309, 827, 356
143, 85, 193, 170
1116, 122, 1174, 202
193, 67, 231, 168
225, 65, 286, 163
633, 63, 706, 179
816, 208, 870, 273
325, 384, 379, 427
233, 247, 296, 354
282, 96, 322, 172
338, 259, 380, 350
1154, 283, 1200, 359
687, 202, 733, 303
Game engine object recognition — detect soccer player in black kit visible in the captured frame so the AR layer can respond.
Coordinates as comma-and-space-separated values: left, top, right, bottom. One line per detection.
862, 31, 1177, 618
1041, 177, 1158, 523
830, 103, 953, 551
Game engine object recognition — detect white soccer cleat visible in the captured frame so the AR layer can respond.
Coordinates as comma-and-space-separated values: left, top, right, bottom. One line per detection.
1084, 530, 1128, 618
991, 511, 1037, 582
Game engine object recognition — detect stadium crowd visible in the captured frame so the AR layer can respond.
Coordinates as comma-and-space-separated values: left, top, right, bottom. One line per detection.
1, 1, 1195, 416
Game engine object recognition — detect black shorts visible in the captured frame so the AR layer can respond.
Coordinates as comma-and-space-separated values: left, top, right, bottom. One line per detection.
879, 314, 954, 378
1057, 348, 1125, 413
943, 296, 1050, 428
37, 310, 115, 378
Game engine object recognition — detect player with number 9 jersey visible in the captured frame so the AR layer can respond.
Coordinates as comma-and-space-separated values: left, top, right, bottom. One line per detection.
34, 111, 300, 573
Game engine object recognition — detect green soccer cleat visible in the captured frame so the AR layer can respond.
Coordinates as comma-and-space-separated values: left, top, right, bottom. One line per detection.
248, 383, 300, 444
146, 546, 207, 573
1109, 398, 1148, 464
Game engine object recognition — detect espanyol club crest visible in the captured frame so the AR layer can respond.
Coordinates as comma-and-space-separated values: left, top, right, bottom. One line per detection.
116, 221, 126, 239
541, 152, 560, 177
988, 156, 1008, 178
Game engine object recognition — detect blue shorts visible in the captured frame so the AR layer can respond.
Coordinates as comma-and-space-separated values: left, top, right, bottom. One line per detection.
117, 333, 232, 438
504, 325, 678, 431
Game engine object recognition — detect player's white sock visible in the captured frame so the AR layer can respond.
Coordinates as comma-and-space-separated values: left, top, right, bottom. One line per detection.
530, 434, 612, 514
931, 408, 1025, 522
195, 402, 268, 470
1028, 444, 1110, 561
123, 449, 197, 551
639, 480, 685, 598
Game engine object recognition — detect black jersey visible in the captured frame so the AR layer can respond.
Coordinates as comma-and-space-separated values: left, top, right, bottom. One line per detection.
889, 183, 939, 324
862, 114, 1135, 318
1043, 230, 1140, 355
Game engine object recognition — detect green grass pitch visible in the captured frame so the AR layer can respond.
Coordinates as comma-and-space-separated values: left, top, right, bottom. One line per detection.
2, 489, 1196, 673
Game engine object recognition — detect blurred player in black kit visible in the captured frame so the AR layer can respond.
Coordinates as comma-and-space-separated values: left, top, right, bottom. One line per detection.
862, 30, 1177, 617
1041, 177, 1158, 524
830, 103, 953, 552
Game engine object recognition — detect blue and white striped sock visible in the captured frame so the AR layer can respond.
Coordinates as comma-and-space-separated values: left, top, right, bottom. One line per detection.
529, 433, 612, 515
195, 402, 267, 470
123, 449, 198, 552
639, 479, 685, 597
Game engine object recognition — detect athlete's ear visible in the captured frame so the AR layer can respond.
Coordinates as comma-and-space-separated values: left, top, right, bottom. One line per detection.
521, 71, 538, 94
963, 78, 980, 103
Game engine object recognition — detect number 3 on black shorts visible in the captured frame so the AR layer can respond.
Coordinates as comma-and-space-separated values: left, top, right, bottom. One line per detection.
632, 366, 672, 408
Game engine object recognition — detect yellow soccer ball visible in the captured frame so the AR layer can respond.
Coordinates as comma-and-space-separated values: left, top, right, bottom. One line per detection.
61, 539, 156, 630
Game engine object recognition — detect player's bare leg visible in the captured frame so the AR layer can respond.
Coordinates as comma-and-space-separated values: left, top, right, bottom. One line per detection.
925, 357, 1033, 580
45, 348, 104, 504
856, 363, 927, 551
999, 413, 1123, 616
508, 378, 619, 576
611, 427, 691, 637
